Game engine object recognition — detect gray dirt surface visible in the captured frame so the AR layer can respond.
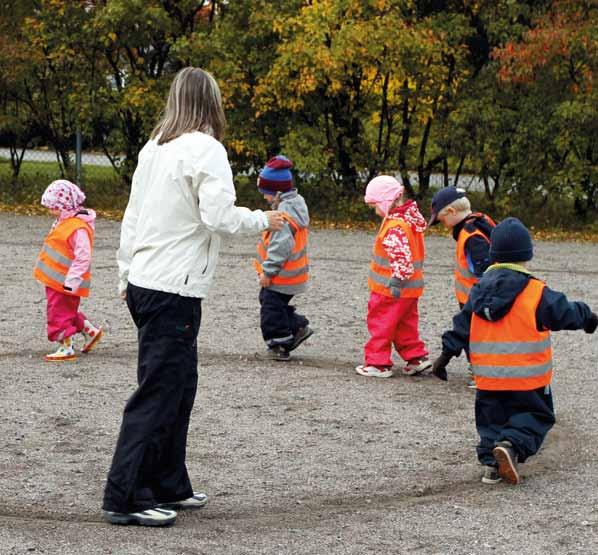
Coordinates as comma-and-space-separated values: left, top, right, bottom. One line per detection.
1, 211, 597, 555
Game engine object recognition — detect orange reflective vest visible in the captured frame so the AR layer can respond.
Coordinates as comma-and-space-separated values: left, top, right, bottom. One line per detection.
368, 218, 424, 298
454, 213, 495, 304
470, 278, 552, 391
33, 218, 93, 297
254, 214, 309, 292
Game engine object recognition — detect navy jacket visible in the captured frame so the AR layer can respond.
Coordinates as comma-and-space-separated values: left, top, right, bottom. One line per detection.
442, 267, 595, 357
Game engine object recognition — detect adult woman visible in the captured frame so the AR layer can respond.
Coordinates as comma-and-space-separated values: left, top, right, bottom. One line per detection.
102, 67, 283, 526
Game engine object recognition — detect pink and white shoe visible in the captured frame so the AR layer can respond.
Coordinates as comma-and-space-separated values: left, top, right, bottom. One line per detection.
355, 365, 394, 378
45, 336, 77, 362
403, 357, 432, 376
81, 320, 104, 353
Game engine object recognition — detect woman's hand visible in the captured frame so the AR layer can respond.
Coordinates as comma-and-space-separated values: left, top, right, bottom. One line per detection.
264, 210, 285, 231
120, 290, 127, 301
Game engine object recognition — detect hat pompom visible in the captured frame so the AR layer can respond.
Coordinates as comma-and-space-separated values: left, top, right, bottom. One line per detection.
267, 155, 293, 170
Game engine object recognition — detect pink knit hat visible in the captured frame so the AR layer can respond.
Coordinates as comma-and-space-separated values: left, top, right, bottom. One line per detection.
364, 175, 404, 216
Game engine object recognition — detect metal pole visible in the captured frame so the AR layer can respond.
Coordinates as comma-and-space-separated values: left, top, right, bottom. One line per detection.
75, 126, 82, 184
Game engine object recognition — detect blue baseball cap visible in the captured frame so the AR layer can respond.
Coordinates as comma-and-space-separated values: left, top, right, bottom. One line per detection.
428, 186, 466, 226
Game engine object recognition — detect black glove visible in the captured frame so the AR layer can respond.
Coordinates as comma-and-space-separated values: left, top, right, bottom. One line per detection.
389, 277, 404, 298
584, 312, 598, 334
431, 353, 452, 381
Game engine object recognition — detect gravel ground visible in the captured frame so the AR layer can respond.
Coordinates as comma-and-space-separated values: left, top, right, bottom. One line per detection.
0, 212, 597, 555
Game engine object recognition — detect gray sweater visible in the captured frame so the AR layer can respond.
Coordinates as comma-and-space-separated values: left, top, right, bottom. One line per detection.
262, 190, 310, 295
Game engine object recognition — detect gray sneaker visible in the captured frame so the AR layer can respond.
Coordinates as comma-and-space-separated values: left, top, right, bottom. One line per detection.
266, 345, 291, 361
493, 441, 520, 485
159, 492, 208, 510
481, 465, 502, 485
103, 507, 177, 526
289, 326, 314, 352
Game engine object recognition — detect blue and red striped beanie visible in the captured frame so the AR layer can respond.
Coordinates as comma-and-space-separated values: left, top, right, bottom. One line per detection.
257, 155, 294, 194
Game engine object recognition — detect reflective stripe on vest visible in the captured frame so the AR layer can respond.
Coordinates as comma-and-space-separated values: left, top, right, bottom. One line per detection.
254, 214, 309, 286
454, 226, 490, 304
368, 218, 425, 298
470, 279, 552, 391
33, 218, 93, 297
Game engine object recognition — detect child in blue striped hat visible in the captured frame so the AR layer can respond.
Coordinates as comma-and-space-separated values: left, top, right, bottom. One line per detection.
254, 155, 314, 361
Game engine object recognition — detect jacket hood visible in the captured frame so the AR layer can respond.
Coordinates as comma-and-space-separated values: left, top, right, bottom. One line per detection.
469, 268, 531, 322
388, 200, 426, 232
278, 191, 309, 228
57, 208, 96, 229
452, 212, 494, 242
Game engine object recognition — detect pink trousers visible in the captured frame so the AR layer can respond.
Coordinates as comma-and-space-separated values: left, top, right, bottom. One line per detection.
46, 287, 86, 341
364, 291, 428, 367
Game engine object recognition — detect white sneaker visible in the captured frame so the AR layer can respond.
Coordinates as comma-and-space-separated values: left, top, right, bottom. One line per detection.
81, 320, 104, 353
403, 358, 432, 376
355, 365, 394, 378
159, 492, 209, 510
103, 507, 177, 526
45, 337, 76, 362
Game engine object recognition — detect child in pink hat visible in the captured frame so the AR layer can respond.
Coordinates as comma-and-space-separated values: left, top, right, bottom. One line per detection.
355, 175, 431, 378
33, 179, 104, 361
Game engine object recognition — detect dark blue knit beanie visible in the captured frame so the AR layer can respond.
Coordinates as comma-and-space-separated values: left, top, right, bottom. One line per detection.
489, 217, 533, 263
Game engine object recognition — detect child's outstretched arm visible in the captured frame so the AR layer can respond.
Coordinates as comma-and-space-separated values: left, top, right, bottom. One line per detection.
537, 286, 598, 333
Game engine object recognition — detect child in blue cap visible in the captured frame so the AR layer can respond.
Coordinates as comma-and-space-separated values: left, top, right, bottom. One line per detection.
429, 187, 495, 386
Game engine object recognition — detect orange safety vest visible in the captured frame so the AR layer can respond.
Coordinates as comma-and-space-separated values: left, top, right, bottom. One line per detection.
368, 218, 424, 298
33, 217, 93, 297
454, 213, 495, 304
254, 214, 309, 292
469, 278, 552, 391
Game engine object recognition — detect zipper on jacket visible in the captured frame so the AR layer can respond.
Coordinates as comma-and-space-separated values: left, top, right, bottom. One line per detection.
184, 274, 189, 285
200, 237, 212, 275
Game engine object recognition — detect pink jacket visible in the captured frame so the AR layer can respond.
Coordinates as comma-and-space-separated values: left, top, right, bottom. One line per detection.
55, 209, 96, 292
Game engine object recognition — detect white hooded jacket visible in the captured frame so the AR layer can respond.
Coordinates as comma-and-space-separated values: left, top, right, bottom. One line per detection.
117, 131, 268, 298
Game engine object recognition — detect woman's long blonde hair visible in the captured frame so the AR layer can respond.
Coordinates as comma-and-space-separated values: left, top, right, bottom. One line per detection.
151, 67, 226, 144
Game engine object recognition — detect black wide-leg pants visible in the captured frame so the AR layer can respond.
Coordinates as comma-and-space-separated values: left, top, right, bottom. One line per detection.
103, 284, 201, 513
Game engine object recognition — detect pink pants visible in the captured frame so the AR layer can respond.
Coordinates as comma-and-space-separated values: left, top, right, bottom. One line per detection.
364, 291, 428, 367
46, 287, 86, 341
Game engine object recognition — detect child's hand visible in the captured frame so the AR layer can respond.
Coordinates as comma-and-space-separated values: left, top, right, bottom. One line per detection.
259, 273, 272, 288
584, 312, 598, 333
431, 353, 452, 381
120, 290, 127, 301
389, 277, 404, 298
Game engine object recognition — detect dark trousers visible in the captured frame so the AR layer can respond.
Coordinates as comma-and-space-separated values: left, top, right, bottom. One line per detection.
259, 288, 308, 347
103, 284, 201, 513
475, 386, 555, 466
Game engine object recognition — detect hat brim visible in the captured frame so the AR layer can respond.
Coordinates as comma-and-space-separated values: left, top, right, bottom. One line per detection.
427, 213, 440, 227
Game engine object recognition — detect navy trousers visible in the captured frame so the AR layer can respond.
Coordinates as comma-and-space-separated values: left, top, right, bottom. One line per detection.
103, 284, 201, 513
475, 386, 555, 466
259, 288, 308, 347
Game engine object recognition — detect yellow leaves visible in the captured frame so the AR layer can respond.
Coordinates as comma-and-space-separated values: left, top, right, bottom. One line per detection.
107, 32, 118, 43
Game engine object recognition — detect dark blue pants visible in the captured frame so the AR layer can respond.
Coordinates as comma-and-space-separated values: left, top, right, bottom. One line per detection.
103, 284, 201, 513
259, 288, 308, 347
475, 386, 555, 466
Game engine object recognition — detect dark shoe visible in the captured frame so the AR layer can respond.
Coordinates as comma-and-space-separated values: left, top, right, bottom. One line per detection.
481, 465, 502, 485
288, 326, 314, 352
266, 345, 291, 361
102, 507, 177, 526
159, 492, 208, 510
493, 441, 520, 485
